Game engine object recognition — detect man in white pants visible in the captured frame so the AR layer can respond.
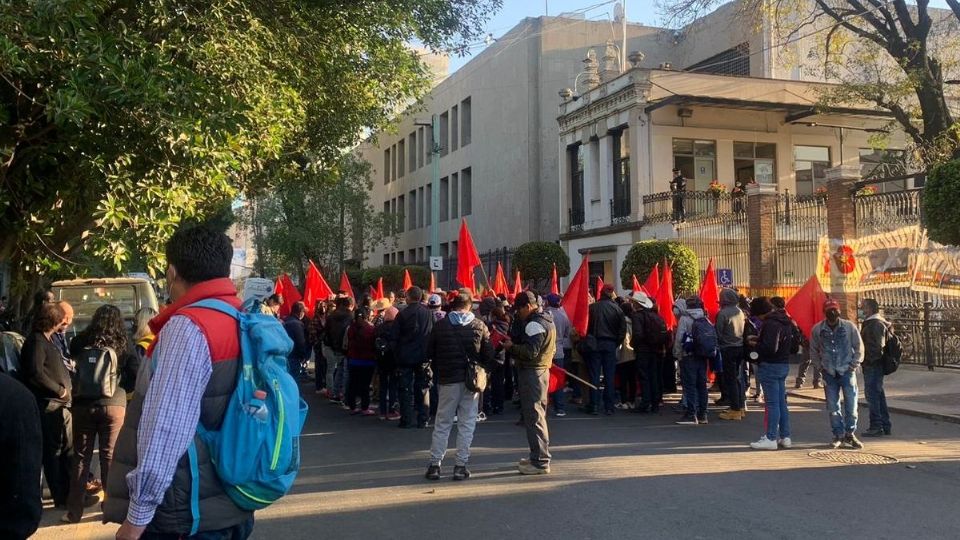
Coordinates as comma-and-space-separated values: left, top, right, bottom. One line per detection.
424, 289, 494, 481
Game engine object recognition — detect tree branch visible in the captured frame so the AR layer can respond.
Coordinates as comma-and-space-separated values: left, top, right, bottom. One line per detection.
813, 0, 889, 49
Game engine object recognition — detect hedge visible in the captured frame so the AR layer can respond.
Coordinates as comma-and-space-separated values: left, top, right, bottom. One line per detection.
360, 265, 431, 292
619, 241, 700, 296
513, 241, 570, 283
924, 160, 960, 246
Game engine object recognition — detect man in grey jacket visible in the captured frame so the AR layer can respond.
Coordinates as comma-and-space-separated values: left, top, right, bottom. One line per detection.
810, 299, 865, 449
859, 298, 892, 437
716, 289, 746, 420
544, 294, 571, 417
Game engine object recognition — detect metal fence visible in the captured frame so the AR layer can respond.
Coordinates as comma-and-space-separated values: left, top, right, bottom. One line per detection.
642, 191, 739, 224
433, 247, 514, 292
773, 192, 828, 287
675, 206, 750, 291
855, 188, 923, 236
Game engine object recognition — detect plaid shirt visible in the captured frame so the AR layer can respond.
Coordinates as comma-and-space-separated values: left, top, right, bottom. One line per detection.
125, 315, 212, 526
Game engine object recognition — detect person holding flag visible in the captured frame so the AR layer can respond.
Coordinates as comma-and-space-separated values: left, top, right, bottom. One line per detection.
544, 294, 571, 417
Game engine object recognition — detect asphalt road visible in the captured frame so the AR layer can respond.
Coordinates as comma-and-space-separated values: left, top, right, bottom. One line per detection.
38, 385, 960, 540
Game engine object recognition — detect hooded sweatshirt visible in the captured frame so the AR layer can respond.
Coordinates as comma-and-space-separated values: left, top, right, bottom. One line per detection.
755, 310, 798, 364
673, 299, 706, 360
426, 310, 494, 385
715, 289, 745, 349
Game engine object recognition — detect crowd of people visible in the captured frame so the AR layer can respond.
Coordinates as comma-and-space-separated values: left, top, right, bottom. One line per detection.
0, 223, 898, 539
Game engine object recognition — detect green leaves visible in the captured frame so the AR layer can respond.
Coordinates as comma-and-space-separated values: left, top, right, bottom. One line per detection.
924, 160, 960, 245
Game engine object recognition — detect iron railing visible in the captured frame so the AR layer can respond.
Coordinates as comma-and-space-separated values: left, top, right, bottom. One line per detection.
642, 191, 735, 224
855, 188, 923, 236
772, 191, 827, 286
860, 288, 960, 369
610, 197, 631, 225
568, 208, 585, 232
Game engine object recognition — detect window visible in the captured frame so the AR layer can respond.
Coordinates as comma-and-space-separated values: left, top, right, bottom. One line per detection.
417, 247, 424, 262
417, 186, 424, 228
383, 254, 390, 265
569, 144, 585, 228
450, 105, 459, 151
687, 42, 750, 76
417, 127, 425, 169
383, 201, 389, 215
425, 183, 432, 225
734, 141, 777, 184
440, 242, 449, 258
397, 195, 405, 232
383, 148, 391, 184
461, 97, 472, 146
859, 148, 907, 192
426, 126, 433, 164
407, 249, 416, 263
672, 138, 716, 191
440, 176, 449, 221
391, 144, 397, 183
408, 190, 416, 230
450, 172, 459, 219
439, 112, 449, 156
461, 167, 472, 216
612, 128, 630, 221
397, 140, 405, 178
794, 146, 831, 196
408, 133, 417, 174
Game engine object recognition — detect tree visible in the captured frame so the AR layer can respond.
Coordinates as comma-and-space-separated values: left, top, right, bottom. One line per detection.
361, 265, 431, 292
0, 0, 500, 306
660, 0, 960, 164
924, 159, 960, 244
620, 241, 700, 295
244, 154, 400, 284
512, 241, 570, 289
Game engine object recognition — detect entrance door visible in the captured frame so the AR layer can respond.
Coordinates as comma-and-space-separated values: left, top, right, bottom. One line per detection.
694, 158, 715, 191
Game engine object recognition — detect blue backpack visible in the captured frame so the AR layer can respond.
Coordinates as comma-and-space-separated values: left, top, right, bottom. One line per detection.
186, 299, 308, 527
691, 317, 719, 360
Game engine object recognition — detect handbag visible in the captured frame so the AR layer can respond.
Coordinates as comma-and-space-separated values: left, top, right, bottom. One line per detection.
456, 326, 487, 393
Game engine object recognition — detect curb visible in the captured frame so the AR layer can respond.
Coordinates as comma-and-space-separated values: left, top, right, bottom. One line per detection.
787, 390, 960, 426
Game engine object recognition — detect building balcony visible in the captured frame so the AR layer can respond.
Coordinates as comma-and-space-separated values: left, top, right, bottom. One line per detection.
641, 190, 741, 224
610, 197, 631, 225
568, 207, 585, 232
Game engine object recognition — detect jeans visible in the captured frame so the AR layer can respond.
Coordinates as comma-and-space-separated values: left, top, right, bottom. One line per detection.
330, 350, 347, 399
551, 357, 566, 413
587, 338, 619, 413
823, 368, 859, 436
758, 362, 791, 441
617, 360, 638, 405
636, 351, 662, 410
862, 365, 891, 431
141, 516, 254, 539
680, 357, 708, 417
378, 367, 399, 416
40, 403, 73, 506
518, 368, 551, 467
314, 347, 327, 391
429, 383, 480, 466
345, 363, 375, 411
67, 404, 124, 520
397, 366, 430, 427
720, 347, 745, 411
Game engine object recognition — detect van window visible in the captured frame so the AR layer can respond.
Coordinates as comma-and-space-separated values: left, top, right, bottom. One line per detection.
57, 285, 139, 323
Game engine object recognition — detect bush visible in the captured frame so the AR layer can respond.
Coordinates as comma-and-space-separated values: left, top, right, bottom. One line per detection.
360, 265, 431, 293
924, 160, 960, 246
513, 241, 570, 284
620, 241, 699, 296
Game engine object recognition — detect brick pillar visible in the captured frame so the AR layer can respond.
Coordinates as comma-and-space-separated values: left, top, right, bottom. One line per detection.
747, 183, 778, 290
825, 164, 860, 320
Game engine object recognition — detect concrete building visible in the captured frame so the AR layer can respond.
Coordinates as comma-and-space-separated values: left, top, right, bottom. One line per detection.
357, 5, 783, 269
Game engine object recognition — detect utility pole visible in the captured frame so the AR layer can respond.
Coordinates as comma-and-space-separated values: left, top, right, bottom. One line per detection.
430, 113, 440, 261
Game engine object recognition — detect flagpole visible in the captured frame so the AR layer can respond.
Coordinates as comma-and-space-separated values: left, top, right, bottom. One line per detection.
560, 367, 598, 390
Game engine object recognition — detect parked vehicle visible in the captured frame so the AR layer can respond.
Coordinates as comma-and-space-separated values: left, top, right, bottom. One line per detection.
52, 278, 159, 335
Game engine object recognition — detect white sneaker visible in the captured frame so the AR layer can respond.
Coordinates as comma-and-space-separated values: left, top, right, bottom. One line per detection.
778, 437, 793, 449
750, 436, 778, 450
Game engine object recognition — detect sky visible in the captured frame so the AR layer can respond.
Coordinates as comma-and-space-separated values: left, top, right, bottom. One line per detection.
447, 0, 955, 74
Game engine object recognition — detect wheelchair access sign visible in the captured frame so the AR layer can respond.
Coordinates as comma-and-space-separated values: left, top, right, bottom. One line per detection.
717, 268, 734, 287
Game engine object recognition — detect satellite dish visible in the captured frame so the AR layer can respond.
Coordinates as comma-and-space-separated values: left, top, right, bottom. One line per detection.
614, 2, 624, 22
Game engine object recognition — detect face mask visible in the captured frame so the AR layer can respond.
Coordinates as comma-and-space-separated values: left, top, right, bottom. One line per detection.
857, 309, 866, 320
826, 310, 840, 322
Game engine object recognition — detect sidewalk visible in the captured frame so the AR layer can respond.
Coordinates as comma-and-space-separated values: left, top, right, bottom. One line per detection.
787, 364, 960, 424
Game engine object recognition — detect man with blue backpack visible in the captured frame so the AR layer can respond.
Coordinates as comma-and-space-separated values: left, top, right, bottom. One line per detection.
673, 297, 718, 425
107, 225, 306, 540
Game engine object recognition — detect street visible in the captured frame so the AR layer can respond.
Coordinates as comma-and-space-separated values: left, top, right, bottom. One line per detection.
37, 384, 960, 540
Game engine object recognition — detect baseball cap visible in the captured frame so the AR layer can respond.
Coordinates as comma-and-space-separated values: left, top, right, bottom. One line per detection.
823, 298, 841, 312
513, 290, 539, 309
427, 294, 442, 307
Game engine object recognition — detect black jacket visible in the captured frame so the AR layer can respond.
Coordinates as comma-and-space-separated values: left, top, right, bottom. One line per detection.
324, 308, 353, 353
587, 298, 627, 343
426, 314, 494, 385
755, 311, 796, 364
19, 332, 71, 409
375, 320, 398, 369
630, 308, 667, 354
283, 316, 311, 361
395, 302, 433, 367
0, 373, 42, 540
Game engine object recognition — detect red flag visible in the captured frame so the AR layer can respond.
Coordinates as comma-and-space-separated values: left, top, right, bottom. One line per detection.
786, 275, 828, 339
274, 273, 302, 319
657, 262, 677, 330
338, 271, 354, 299
303, 261, 334, 317
562, 254, 591, 336
643, 264, 660, 300
375, 277, 385, 301
632, 274, 643, 294
699, 258, 720, 323
492, 262, 509, 296
429, 272, 436, 293
368, 285, 377, 300
548, 365, 567, 393
510, 270, 522, 301
595, 276, 604, 299
551, 264, 560, 295
402, 269, 413, 291
456, 219, 482, 293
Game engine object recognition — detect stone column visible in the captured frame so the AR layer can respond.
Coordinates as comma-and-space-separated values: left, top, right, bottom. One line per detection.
825, 164, 860, 320
747, 183, 778, 290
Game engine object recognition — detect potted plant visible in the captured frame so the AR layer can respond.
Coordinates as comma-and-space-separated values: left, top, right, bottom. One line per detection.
856, 185, 878, 197
814, 185, 828, 199
708, 180, 728, 196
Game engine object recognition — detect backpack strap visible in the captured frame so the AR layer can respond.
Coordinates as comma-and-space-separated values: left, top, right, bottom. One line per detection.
187, 298, 241, 320
187, 440, 201, 535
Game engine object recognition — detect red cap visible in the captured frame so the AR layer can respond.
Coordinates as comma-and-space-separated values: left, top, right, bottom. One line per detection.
823, 299, 841, 312
253, 390, 267, 400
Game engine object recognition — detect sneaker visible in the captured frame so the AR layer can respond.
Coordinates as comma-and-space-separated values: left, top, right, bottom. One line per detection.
794, 380, 804, 389
675, 414, 699, 425
844, 433, 864, 449
555, 410, 567, 417
379, 415, 387, 420
615, 402, 627, 410
518, 462, 550, 475
477, 412, 487, 422
696, 414, 708, 425
778, 437, 793, 449
425, 465, 441, 480
813, 381, 823, 389
883, 427, 892, 436
750, 436, 778, 450
829, 436, 843, 449
862, 427, 885, 438
452, 465, 471, 481
361, 409, 377, 416
60, 513, 78, 524
349, 408, 361, 415
718, 409, 743, 421
387, 412, 401, 421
